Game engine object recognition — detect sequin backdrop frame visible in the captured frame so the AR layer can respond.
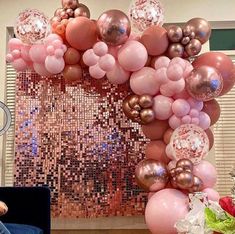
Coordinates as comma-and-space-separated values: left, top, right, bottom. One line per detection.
14, 71, 148, 218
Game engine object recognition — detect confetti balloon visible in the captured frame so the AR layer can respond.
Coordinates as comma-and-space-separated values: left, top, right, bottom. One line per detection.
169, 124, 209, 165
14, 9, 51, 45
129, 0, 164, 33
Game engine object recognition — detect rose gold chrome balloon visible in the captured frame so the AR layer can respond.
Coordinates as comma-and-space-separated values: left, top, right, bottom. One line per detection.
176, 172, 194, 190
167, 43, 184, 58
176, 159, 194, 171
140, 109, 155, 124
54, 8, 64, 17
167, 25, 183, 43
74, 3, 90, 18
185, 39, 202, 56
189, 176, 203, 192
61, 0, 79, 9
139, 95, 154, 108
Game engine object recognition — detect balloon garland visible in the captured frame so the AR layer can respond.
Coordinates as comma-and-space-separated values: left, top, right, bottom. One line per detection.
6, 0, 235, 233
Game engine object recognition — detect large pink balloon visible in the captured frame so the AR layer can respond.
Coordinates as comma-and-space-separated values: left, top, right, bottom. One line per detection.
145, 189, 189, 234
118, 40, 148, 72
12, 58, 28, 72
33, 63, 52, 77
45, 56, 65, 74
29, 45, 47, 63
130, 67, 160, 95
193, 160, 217, 189
8, 38, 22, 52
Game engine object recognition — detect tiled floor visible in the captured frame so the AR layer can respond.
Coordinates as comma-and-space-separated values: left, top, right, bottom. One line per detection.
52, 230, 150, 234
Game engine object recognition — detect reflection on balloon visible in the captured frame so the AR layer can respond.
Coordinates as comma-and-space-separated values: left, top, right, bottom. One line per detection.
167, 43, 184, 58
167, 25, 183, 43
74, 4, 90, 18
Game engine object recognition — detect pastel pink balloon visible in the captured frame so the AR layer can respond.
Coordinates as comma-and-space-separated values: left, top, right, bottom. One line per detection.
21, 45, 31, 62
83, 49, 99, 66
54, 49, 64, 58
203, 188, 220, 202
33, 63, 52, 76
44, 34, 62, 46
93, 42, 108, 56
108, 46, 120, 58
160, 79, 185, 97
45, 56, 65, 74
155, 67, 168, 84
167, 64, 184, 81
145, 189, 189, 234
154, 56, 170, 70
193, 160, 217, 189
169, 115, 182, 129
106, 62, 130, 85
12, 50, 21, 59
172, 99, 190, 117
148, 192, 155, 200
52, 39, 63, 49
170, 57, 187, 70
183, 62, 194, 78
168, 160, 177, 170
62, 45, 67, 53
191, 117, 200, 125
8, 38, 22, 52
128, 32, 140, 41
190, 109, 199, 118
182, 115, 192, 124
99, 54, 115, 72
173, 90, 190, 100
130, 67, 160, 95
153, 95, 174, 120
89, 64, 106, 79
118, 40, 148, 72
29, 45, 47, 63
46, 46, 55, 56
6, 54, 14, 63
12, 58, 27, 71
199, 112, 211, 130
187, 97, 204, 111
165, 144, 174, 160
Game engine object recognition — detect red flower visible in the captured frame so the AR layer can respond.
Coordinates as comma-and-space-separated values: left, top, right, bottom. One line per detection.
219, 196, 235, 217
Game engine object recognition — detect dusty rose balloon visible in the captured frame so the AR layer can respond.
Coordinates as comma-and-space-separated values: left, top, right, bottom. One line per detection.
74, 3, 90, 18
145, 189, 189, 234
193, 52, 235, 96
66, 17, 98, 51
63, 64, 83, 83
97, 10, 131, 46
64, 47, 80, 65
142, 119, 169, 140
146, 140, 170, 164
167, 43, 184, 58
186, 66, 223, 101
167, 25, 183, 43
203, 188, 220, 202
135, 159, 169, 192
202, 99, 221, 126
140, 26, 169, 56
163, 128, 174, 145
185, 39, 202, 56
61, 0, 79, 9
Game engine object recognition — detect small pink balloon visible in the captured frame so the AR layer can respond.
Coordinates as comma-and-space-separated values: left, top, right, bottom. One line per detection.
118, 40, 148, 72
29, 45, 47, 63
173, 89, 190, 100
153, 95, 174, 120
12, 58, 28, 71
167, 64, 184, 81
169, 115, 182, 129
170, 57, 187, 70
108, 46, 120, 58
155, 67, 168, 84
183, 62, 194, 78
191, 117, 199, 125
6, 54, 14, 63
190, 109, 199, 118
160, 79, 185, 97
12, 50, 21, 59
203, 188, 220, 202
130, 67, 160, 95
8, 38, 22, 52
21, 45, 31, 62
182, 115, 192, 124
44, 34, 62, 46
45, 56, 65, 74
98, 54, 115, 72
83, 49, 99, 66
93, 42, 108, 56
62, 45, 67, 53
193, 160, 217, 189
52, 39, 63, 49
89, 64, 106, 79
187, 97, 204, 111
199, 112, 211, 130
172, 99, 190, 117
154, 56, 170, 70
33, 63, 52, 76
106, 62, 130, 85
54, 49, 64, 58
47, 46, 55, 56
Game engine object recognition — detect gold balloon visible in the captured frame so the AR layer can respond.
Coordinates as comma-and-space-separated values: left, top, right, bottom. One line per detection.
176, 159, 194, 171
185, 39, 202, 56
140, 109, 155, 124
167, 25, 183, 43
74, 3, 90, 18
139, 95, 153, 108
167, 43, 184, 58
176, 172, 194, 190
135, 159, 169, 192
189, 176, 204, 192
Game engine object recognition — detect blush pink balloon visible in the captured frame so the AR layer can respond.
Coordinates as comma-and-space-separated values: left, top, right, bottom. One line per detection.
54, 49, 64, 58
153, 95, 174, 120
191, 117, 200, 125
93, 42, 108, 56
203, 188, 220, 202
44, 34, 62, 46
193, 160, 217, 189
89, 64, 106, 79
52, 39, 63, 49
21, 45, 31, 62
187, 97, 204, 111
6, 54, 14, 63
130, 67, 160, 95
173, 90, 190, 100
199, 112, 211, 130
45, 56, 65, 74
12, 58, 28, 71
160, 79, 185, 97
33, 63, 52, 76
108, 46, 120, 58
29, 45, 47, 63
8, 38, 22, 52
106, 62, 130, 85
190, 109, 200, 118
172, 99, 190, 117
170, 57, 187, 70
167, 64, 184, 81
145, 189, 189, 234
165, 144, 174, 160
155, 67, 168, 84
153, 56, 170, 70
46, 46, 55, 56
98, 54, 115, 72
169, 115, 182, 129
182, 115, 192, 124
11, 50, 21, 59
82, 49, 99, 66
118, 40, 148, 72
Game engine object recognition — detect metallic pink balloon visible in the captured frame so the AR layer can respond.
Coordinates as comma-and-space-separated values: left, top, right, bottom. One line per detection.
167, 25, 183, 43
54, 8, 64, 17
169, 124, 209, 165
167, 43, 184, 58
61, 0, 79, 9
185, 39, 202, 56
135, 159, 169, 192
186, 66, 223, 101
74, 3, 90, 18
97, 10, 131, 46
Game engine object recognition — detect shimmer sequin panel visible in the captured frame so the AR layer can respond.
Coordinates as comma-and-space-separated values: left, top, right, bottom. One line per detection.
14, 71, 147, 218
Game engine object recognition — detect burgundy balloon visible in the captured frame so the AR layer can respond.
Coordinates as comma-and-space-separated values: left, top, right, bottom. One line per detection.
74, 3, 90, 18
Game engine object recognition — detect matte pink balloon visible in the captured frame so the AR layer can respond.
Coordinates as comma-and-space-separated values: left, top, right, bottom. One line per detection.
108, 46, 120, 58
44, 34, 62, 46
203, 188, 220, 202
45, 56, 65, 74
165, 144, 174, 160
167, 64, 184, 81
160, 79, 185, 97
193, 160, 217, 189
12, 50, 21, 59
6, 54, 14, 63
12, 58, 27, 71
172, 99, 190, 117
29, 45, 47, 63
118, 40, 148, 72
153, 95, 174, 120
199, 112, 211, 130
170, 57, 187, 69
155, 67, 168, 84
187, 97, 203, 111
8, 38, 22, 52
190, 109, 199, 118
145, 189, 189, 234
153, 56, 170, 70
98, 54, 115, 72
106, 62, 130, 85
89, 64, 106, 79
169, 115, 182, 129
82, 49, 99, 66
21, 45, 31, 62
191, 117, 199, 125
33, 63, 52, 76
182, 115, 192, 124
130, 67, 160, 96
93, 42, 108, 56
173, 90, 190, 100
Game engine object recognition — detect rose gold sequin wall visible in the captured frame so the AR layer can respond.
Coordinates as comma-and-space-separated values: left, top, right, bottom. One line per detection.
14, 71, 147, 218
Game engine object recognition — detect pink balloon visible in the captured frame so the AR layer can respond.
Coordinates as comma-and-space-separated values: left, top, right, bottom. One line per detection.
190, 109, 199, 118
187, 97, 204, 111
193, 160, 217, 189
173, 90, 190, 100
83, 49, 99, 66
12, 50, 21, 59
44, 34, 62, 46
170, 57, 187, 70
145, 189, 189, 234
203, 188, 220, 202
93, 42, 108, 56
46, 46, 55, 56
98, 54, 115, 72
165, 144, 174, 160
8, 38, 22, 52
6, 54, 14, 63
89, 64, 106, 79
199, 112, 211, 130
21, 45, 31, 62
130, 67, 160, 95
183, 62, 194, 78
154, 56, 170, 70
169, 115, 182, 129
45, 56, 65, 74
54, 49, 64, 58
118, 40, 148, 72
33, 63, 52, 76
153, 95, 174, 120
160, 79, 185, 97
172, 99, 190, 117
167, 64, 184, 81
52, 39, 63, 49
182, 115, 192, 124
148, 192, 155, 200
106, 62, 130, 85
191, 117, 200, 125
12, 58, 28, 71
108, 46, 120, 58
29, 45, 47, 63
155, 67, 168, 84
